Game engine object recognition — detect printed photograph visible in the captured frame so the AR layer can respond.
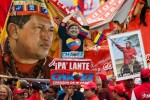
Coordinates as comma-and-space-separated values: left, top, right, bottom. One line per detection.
108, 30, 147, 81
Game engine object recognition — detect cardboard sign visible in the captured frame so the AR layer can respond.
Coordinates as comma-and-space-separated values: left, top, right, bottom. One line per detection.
108, 30, 147, 81
50, 70, 96, 85
49, 58, 92, 70
86, 0, 125, 25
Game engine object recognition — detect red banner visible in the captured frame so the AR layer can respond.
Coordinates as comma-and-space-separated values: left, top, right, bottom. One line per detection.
84, 48, 113, 78
86, 0, 125, 26
50, 70, 96, 85
49, 0, 80, 25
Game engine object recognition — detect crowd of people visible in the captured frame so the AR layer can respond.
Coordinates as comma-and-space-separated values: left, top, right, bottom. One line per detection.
0, 68, 149, 100
0, 0, 150, 100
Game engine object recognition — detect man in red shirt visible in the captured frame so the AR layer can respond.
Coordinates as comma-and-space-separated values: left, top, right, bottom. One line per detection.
132, 68, 150, 100
82, 81, 99, 100
114, 41, 137, 75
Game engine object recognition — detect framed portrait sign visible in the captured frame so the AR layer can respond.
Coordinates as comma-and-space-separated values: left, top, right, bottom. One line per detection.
108, 30, 147, 81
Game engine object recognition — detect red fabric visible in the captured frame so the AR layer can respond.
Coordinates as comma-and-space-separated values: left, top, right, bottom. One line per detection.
0, 0, 12, 28
89, 95, 99, 100
140, 68, 150, 78
26, 92, 40, 100
134, 83, 150, 100
124, 86, 132, 99
121, 98, 126, 100
126, 10, 150, 56
115, 43, 137, 64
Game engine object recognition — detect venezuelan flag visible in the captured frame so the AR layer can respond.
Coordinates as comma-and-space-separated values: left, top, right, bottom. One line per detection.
79, 27, 89, 37
73, 0, 84, 14
94, 32, 106, 45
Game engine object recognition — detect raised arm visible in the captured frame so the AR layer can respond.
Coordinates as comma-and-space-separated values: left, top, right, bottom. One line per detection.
62, 11, 78, 23
77, 11, 88, 25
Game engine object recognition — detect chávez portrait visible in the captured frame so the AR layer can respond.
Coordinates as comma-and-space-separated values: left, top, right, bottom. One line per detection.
108, 30, 147, 81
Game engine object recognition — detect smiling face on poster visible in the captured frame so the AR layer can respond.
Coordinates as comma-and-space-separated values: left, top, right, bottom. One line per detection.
108, 30, 147, 81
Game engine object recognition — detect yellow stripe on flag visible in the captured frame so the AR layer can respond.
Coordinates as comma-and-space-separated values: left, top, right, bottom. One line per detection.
94, 32, 102, 43
73, 0, 78, 6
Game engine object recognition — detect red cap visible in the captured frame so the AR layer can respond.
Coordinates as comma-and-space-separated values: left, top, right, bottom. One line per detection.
97, 74, 107, 81
82, 82, 97, 89
137, 0, 146, 4
13, 88, 24, 95
141, 68, 150, 78
113, 84, 125, 95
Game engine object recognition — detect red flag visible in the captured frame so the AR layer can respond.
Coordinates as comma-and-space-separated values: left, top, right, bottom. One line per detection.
0, 0, 12, 28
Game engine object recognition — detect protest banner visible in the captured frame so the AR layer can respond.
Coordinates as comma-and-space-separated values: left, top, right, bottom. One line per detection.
49, 58, 92, 70
50, 69, 96, 85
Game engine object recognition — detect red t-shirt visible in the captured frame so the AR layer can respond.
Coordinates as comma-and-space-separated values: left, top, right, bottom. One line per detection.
134, 82, 150, 100
115, 43, 137, 64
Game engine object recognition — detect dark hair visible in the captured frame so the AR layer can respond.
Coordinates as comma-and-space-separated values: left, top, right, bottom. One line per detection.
140, 0, 150, 26
6, 78, 18, 85
141, 77, 149, 83
126, 41, 131, 45
6, 15, 31, 35
49, 86, 59, 93
67, 23, 80, 30
113, 20, 120, 25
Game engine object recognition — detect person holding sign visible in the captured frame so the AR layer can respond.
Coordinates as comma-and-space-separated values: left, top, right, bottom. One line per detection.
0, 0, 54, 78
126, 0, 150, 63
58, 11, 89, 59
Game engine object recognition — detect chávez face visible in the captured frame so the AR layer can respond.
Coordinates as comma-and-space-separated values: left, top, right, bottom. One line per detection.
68, 26, 80, 38
15, 15, 54, 59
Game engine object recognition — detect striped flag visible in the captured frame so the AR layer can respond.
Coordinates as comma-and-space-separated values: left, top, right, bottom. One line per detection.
73, 0, 84, 14
94, 32, 106, 45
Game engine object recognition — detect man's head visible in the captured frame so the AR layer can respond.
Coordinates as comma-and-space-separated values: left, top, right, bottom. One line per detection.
95, 76, 102, 90
7, 78, 18, 91
67, 23, 80, 38
63, 85, 74, 94
124, 78, 134, 89
13, 88, 24, 100
112, 84, 126, 99
126, 41, 132, 49
6, 0, 54, 61
82, 82, 97, 98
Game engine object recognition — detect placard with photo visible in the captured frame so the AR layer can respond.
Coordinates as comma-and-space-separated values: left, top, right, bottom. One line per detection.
108, 30, 147, 81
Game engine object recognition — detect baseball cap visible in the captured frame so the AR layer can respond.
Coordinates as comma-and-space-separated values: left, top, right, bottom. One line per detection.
13, 88, 24, 95
82, 82, 97, 89
31, 82, 42, 91
112, 84, 125, 95
141, 68, 150, 78
41, 84, 49, 93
